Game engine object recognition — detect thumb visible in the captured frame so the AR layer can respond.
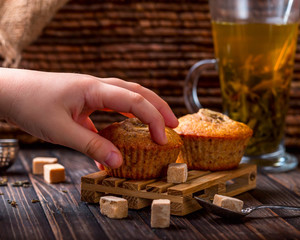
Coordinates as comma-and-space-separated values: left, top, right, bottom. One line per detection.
55, 119, 123, 169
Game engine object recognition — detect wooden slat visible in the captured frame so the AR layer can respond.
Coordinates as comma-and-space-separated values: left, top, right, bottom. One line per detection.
204, 183, 226, 198
81, 183, 183, 204
122, 195, 152, 209
173, 170, 256, 216
122, 179, 156, 191
102, 177, 126, 187
170, 194, 202, 216
81, 171, 107, 184
81, 170, 107, 203
122, 179, 157, 209
167, 164, 257, 196
146, 170, 209, 193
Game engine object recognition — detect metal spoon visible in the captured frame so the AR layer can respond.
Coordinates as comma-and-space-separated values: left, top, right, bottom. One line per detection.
194, 196, 300, 219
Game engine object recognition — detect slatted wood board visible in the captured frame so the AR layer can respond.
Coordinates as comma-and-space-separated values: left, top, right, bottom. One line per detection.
81, 164, 257, 216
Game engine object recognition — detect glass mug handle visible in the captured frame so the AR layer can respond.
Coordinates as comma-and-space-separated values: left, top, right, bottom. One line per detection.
184, 59, 217, 113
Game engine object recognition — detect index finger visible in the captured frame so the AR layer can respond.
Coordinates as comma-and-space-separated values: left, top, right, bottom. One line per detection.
87, 82, 168, 145
97, 78, 178, 128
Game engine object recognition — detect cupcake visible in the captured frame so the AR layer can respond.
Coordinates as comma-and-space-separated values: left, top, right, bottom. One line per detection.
174, 109, 253, 171
100, 118, 183, 180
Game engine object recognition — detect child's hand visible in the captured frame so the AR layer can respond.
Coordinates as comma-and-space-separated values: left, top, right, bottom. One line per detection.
0, 68, 178, 169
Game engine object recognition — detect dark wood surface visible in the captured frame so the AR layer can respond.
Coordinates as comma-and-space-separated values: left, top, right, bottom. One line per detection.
1, 145, 300, 240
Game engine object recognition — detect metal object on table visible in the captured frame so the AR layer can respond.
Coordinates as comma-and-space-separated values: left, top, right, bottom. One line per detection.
194, 196, 300, 219
0, 139, 19, 171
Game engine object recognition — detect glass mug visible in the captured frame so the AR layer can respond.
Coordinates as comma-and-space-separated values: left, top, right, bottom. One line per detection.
184, 0, 299, 172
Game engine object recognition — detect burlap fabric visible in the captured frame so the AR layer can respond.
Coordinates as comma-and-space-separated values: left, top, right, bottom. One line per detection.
0, 0, 68, 67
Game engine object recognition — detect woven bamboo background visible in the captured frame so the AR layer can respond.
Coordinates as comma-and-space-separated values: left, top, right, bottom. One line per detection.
1, 0, 300, 147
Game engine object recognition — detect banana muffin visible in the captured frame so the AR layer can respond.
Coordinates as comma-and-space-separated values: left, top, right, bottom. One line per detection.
100, 118, 183, 179
174, 109, 252, 171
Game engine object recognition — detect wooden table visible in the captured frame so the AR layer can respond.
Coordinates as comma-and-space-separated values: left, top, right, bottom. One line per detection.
1, 145, 300, 240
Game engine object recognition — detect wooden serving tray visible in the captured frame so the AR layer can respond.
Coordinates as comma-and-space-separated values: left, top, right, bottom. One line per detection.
81, 164, 257, 216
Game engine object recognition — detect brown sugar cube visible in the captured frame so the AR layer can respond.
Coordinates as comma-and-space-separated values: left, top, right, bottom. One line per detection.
213, 194, 244, 212
43, 163, 65, 183
167, 163, 188, 183
151, 199, 170, 228
32, 157, 58, 175
100, 196, 128, 219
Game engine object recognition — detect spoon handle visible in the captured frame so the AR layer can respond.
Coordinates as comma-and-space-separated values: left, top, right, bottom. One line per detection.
243, 205, 300, 214
255, 205, 300, 211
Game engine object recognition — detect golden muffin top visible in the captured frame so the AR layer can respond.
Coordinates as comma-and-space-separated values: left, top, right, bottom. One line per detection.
100, 118, 183, 150
174, 108, 253, 139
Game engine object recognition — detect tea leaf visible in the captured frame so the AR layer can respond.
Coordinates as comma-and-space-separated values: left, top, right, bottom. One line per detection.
0, 177, 8, 186
10, 200, 17, 208
12, 180, 30, 188
7, 199, 17, 207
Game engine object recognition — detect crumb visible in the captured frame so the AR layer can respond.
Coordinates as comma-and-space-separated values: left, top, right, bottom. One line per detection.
31, 199, 40, 203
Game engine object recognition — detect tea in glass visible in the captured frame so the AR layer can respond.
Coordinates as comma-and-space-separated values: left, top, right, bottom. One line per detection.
212, 22, 298, 156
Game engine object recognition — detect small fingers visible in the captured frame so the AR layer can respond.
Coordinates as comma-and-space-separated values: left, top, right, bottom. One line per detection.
87, 83, 168, 145
97, 78, 178, 128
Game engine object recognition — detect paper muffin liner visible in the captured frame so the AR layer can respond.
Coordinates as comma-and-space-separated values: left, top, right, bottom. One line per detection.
177, 136, 251, 171
104, 146, 181, 180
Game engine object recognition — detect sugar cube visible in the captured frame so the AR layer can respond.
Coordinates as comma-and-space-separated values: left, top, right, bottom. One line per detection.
32, 157, 58, 175
43, 163, 65, 183
151, 199, 170, 228
167, 163, 188, 183
213, 194, 244, 212
100, 196, 128, 219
